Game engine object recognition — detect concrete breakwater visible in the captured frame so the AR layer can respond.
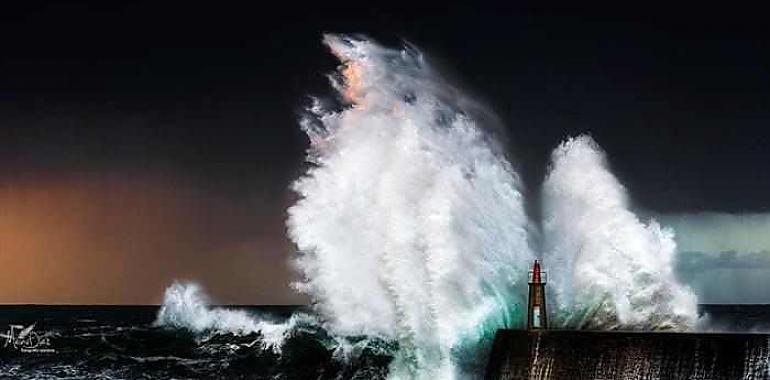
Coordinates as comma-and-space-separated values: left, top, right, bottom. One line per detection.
485, 330, 770, 380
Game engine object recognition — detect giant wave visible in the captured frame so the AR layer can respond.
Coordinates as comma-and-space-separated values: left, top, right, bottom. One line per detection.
156, 34, 700, 380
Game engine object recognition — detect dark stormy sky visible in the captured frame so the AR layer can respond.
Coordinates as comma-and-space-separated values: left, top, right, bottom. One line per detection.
1, 3, 769, 304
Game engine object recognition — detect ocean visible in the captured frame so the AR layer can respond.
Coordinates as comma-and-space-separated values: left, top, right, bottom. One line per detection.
0, 305, 394, 379
0, 305, 768, 379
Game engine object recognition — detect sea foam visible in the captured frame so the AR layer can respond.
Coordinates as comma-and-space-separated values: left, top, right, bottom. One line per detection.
287, 34, 533, 379
542, 136, 698, 330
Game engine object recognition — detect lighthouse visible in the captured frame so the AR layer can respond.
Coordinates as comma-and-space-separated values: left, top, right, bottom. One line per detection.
527, 259, 548, 330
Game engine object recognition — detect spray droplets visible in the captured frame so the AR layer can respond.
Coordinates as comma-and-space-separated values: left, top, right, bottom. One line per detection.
285, 35, 702, 379
288, 34, 533, 379
542, 135, 699, 330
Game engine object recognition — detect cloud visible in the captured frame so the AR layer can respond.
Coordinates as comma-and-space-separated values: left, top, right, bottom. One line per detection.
656, 213, 770, 304
660, 213, 770, 255
675, 251, 770, 304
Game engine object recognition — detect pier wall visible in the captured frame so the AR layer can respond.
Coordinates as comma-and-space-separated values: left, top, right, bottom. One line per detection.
485, 330, 770, 380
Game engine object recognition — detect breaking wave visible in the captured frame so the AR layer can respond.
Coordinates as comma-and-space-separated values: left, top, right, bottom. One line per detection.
542, 136, 698, 330
287, 34, 533, 379
154, 282, 300, 349
157, 35, 701, 379
154, 282, 397, 365
152, 282, 397, 378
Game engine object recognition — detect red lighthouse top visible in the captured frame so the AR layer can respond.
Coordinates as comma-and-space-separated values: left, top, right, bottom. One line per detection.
528, 259, 547, 284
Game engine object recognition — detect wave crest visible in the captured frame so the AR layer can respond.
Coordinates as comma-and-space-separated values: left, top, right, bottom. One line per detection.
288, 34, 533, 379
154, 282, 296, 349
542, 135, 699, 330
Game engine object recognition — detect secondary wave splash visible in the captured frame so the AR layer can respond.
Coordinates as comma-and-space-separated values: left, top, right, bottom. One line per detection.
287, 35, 533, 379
542, 136, 699, 330
154, 282, 398, 378
154, 282, 299, 349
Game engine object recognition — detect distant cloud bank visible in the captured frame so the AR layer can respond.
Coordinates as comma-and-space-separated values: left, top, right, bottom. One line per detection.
660, 213, 770, 255
658, 213, 770, 304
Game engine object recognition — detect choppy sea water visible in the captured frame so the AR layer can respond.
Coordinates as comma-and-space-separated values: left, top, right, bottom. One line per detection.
0, 305, 768, 380
0, 305, 393, 380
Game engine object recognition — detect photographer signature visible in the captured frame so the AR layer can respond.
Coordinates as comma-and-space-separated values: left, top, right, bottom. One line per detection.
1, 323, 56, 353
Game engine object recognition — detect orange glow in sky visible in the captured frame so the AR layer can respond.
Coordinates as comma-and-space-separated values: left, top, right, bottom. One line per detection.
0, 172, 304, 305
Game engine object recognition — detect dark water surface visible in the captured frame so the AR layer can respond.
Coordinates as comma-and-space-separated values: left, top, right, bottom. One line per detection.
0, 305, 768, 379
0, 305, 392, 380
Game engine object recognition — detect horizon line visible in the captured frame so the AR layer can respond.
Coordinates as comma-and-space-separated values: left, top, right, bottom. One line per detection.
0, 303, 308, 307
